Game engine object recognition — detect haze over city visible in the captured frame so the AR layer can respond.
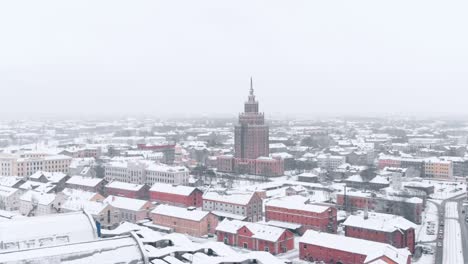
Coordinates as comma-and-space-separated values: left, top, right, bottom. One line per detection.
1, 0, 468, 117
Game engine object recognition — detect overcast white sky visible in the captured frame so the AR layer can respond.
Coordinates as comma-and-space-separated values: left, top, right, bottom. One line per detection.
0, 0, 467, 118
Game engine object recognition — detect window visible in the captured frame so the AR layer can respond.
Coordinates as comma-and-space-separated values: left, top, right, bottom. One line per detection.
264, 247, 269, 252
243, 242, 248, 249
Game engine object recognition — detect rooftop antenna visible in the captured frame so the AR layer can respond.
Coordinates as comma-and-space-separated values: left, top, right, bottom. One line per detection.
250, 77, 254, 95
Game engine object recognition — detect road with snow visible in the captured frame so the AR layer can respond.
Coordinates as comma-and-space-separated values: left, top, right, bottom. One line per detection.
443, 218, 463, 264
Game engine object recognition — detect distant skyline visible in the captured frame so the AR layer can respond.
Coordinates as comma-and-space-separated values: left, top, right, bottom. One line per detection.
0, 0, 467, 117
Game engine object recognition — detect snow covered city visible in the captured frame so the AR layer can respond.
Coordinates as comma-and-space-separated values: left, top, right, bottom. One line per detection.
0, 1, 467, 264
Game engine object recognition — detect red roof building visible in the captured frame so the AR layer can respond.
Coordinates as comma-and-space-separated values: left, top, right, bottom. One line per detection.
150, 183, 202, 207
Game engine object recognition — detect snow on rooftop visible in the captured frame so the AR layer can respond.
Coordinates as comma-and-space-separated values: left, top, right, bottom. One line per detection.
343, 211, 417, 232
152, 204, 209, 221
106, 181, 145, 191
202, 191, 255, 206
20, 190, 56, 205
0, 211, 97, 252
0, 176, 23, 187
66, 175, 104, 187
29, 171, 67, 183
150, 183, 196, 196
216, 219, 288, 242
0, 186, 19, 197
265, 195, 330, 213
300, 230, 411, 264
0, 234, 146, 263
104, 195, 149, 211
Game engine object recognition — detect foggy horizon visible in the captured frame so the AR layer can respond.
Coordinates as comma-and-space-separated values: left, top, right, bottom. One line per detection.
1, 0, 467, 117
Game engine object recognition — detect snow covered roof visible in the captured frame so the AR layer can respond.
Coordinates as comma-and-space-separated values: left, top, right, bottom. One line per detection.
104, 195, 150, 211
19, 180, 56, 193
298, 172, 318, 178
300, 230, 411, 264
19, 190, 57, 205
216, 219, 287, 242
152, 204, 209, 222
29, 171, 68, 183
343, 212, 417, 232
265, 195, 331, 213
0, 176, 23, 187
0, 211, 97, 252
150, 183, 197, 196
66, 175, 104, 187
345, 174, 364, 182
62, 198, 110, 215
202, 192, 255, 206
146, 164, 188, 173
106, 181, 145, 191
0, 234, 147, 263
61, 188, 102, 201
369, 175, 390, 185
0, 186, 19, 197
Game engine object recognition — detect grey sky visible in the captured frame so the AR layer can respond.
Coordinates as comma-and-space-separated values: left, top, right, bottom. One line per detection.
0, 0, 467, 117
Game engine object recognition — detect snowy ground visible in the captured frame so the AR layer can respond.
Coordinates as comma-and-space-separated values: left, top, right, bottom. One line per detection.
413, 250, 435, 264
445, 201, 459, 219
443, 219, 464, 264
425, 180, 466, 200
416, 201, 438, 243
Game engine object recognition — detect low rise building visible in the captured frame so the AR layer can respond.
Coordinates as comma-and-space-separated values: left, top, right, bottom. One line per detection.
343, 212, 417, 253
216, 219, 294, 255
151, 204, 218, 237
105, 181, 149, 199
149, 183, 202, 207
202, 191, 263, 222
265, 195, 337, 234
0, 186, 21, 211
104, 195, 153, 223
65, 175, 107, 194
299, 230, 411, 264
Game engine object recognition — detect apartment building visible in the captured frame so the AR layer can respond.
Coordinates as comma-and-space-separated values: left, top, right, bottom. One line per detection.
0, 153, 72, 177
104, 160, 189, 186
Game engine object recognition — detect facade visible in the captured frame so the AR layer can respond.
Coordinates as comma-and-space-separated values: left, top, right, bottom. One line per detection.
0, 153, 72, 177
317, 154, 346, 170
149, 183, 203, 207
216, 79, 284, 177
202, 191, 263, 222
105, 181, 149, 199
151, 204, 218, 237
0, 186, 21, 211
299, 230, 411, 264
19, 191, 64, 216
336, 190, 423, 224
65, 175, 107, 194
137, 143, 176, 164
265, 195, 337, 234
343, 212, 416, 253
104, 160, 189, 186
216, 219, 294, 255
104, 195, 154, 223
424, 158, 453, 178
61, 198, 120, 229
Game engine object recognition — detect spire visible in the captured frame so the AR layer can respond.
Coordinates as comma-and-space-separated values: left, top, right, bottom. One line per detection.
249, 77, 254, 96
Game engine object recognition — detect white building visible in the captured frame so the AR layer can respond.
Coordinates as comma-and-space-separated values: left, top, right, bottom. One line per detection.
0, 153, 72, 177
104, 195, 153, 223
104, 160, 189, 186
317, 154, 346, 170
19, 191, 64, 216
0, 186, 21, 211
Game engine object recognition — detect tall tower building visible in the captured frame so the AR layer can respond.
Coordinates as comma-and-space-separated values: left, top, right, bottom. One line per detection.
216, 78, 284, 177
234, 78, 269, 159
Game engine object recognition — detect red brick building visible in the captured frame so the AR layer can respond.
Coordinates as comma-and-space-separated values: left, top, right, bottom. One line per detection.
216, 219, 294, 255
299, 230, 411, 264
105, 181, 149, 199
150, 183, 202, 207
336, 190, 423, 224
151, 204, 218, 237
265, 195, 337, 234
343, 212, 417, 253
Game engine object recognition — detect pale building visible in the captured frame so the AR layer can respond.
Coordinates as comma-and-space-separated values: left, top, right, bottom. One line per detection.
0, 153, 71, 177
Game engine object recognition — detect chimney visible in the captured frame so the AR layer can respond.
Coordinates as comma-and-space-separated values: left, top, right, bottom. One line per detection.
364, 199, 369, 220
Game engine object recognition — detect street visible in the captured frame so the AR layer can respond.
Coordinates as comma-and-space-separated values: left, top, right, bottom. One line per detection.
434, 194, 467, 264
